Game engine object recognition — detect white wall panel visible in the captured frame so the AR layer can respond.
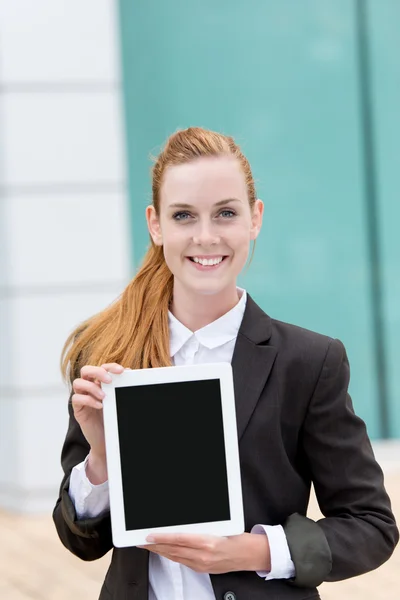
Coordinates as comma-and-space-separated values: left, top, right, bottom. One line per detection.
17, 392, 68, 489
2, 192, 131, 286
2, 92, 125, 186
0, 392, 19, 487
0, 391, 67, 491
0, 289, 127, 389
0, 297, 14, 387
0, 0, 119, 83
0, 197, 11, 287
0, 0, 130, 513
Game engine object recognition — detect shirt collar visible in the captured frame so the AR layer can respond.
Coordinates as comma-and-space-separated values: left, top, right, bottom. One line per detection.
168, 288, 247, 358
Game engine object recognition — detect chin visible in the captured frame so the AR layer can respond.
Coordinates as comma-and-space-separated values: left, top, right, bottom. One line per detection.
186, 279, 231, 297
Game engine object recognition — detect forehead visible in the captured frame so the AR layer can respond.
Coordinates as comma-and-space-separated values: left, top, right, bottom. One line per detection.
160, 156, 247, 206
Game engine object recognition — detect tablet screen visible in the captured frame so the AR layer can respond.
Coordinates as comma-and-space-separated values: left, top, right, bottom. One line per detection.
115, 378, 231, 531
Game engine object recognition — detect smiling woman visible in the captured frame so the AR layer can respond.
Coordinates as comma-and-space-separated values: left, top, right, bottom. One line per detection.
53, 127, 398, 600
146, 151, 263, 327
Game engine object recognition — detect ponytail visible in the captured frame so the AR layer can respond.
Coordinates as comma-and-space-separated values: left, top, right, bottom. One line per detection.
61, 126, 257, 385
60, 241, 173, 385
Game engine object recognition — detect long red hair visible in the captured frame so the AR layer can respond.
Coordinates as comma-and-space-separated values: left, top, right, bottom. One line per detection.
60, 127, 257, 384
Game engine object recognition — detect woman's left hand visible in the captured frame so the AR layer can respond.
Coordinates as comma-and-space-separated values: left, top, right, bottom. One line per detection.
137, 532, 270, 574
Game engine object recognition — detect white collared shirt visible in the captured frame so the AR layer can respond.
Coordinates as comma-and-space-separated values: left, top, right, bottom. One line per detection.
69, 287, 295, 599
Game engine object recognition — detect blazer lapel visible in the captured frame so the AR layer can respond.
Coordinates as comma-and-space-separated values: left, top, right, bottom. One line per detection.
231, 294, 277, 441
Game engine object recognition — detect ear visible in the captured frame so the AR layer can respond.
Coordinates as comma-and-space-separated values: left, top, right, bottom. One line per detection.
250, 198, 264, 240
146, 205, 163, 246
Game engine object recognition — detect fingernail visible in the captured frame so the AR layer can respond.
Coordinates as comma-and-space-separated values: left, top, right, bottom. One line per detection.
146, 536, 155, 542
104, 375, 112, 383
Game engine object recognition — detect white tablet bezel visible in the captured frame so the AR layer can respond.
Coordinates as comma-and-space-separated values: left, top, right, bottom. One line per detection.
101, 362, 244, 548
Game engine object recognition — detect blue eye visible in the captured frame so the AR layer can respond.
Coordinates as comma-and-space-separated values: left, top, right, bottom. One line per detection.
172, 209, 236, 221
220, 209, 236, 218
172, 211, 191, 221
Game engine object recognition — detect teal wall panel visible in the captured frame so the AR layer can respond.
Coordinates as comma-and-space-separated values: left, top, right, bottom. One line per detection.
368, 1, 400, 437
118, 1, 382, 437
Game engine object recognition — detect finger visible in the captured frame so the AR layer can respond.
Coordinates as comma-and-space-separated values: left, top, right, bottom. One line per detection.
72, 378, 106, 400
144, 533, 217, 548
140, 545, 208, 570
100, 363, 125, 373
80, 365, 115, 383
96, 363, 124, 386
137, 544, 195, 559
137, 544, 158, 552
72, 393, 103, 410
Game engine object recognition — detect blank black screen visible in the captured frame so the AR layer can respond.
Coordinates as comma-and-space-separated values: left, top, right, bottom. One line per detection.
115, 378, 231, 531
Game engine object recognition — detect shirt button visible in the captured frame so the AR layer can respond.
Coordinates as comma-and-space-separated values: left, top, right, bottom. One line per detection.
223, 593, 236, 600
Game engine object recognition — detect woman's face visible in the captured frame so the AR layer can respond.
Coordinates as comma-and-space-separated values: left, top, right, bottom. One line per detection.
147, 155, 263, 297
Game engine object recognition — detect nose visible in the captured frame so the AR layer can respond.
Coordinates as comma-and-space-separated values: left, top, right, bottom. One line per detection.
192, 221, 221, 247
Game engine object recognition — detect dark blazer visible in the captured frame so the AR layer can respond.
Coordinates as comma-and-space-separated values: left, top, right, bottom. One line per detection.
53, 294, 398, 600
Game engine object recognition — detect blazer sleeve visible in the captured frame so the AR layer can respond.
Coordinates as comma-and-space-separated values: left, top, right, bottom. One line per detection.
52, 393, 113, 561
283, 338, 399, 588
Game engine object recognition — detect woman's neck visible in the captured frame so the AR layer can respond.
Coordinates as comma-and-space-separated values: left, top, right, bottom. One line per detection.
170, 283, 241, 332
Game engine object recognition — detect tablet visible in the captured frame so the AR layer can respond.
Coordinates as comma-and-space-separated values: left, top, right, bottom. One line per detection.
101, 362, 244, 547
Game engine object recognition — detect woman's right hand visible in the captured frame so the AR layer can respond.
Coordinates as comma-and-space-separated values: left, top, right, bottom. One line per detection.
72, 363, 124, 484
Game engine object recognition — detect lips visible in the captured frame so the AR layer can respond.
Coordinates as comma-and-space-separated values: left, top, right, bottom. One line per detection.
187, 256, 227, 264
186, 255, 228, 260
186, 256, 229, 270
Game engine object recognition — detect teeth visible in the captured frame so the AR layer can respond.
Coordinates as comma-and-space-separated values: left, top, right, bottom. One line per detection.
193, 256, 223, 266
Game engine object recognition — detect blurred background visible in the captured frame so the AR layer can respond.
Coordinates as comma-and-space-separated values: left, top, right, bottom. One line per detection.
0, 1, 399, 598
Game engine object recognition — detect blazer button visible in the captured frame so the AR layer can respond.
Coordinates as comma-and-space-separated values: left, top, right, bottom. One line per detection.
223, 593, 236, 600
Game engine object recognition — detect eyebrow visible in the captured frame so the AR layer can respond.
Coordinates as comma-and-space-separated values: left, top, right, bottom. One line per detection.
168, 198, 242, 209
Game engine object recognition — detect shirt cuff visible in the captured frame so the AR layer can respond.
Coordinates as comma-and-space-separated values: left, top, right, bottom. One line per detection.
68, 455, 110, 519
251, 524, 296, 580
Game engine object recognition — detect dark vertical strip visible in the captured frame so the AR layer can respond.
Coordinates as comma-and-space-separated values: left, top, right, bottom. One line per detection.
355, 0, 389, 438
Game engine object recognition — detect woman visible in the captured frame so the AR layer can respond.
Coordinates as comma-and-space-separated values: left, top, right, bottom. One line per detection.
53, 127, 398, 600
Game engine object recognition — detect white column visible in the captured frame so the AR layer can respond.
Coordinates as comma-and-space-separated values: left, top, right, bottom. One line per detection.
0, 0, 131, 512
